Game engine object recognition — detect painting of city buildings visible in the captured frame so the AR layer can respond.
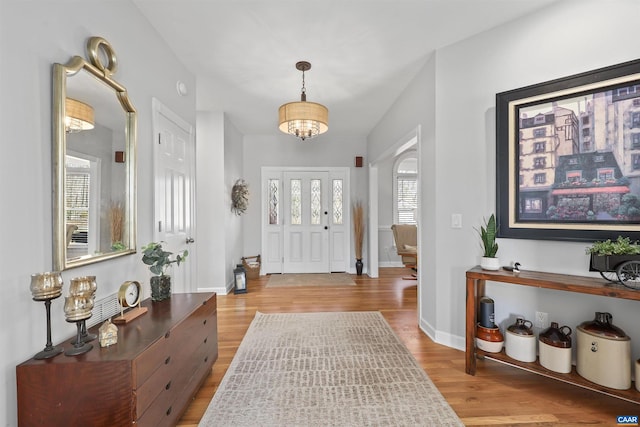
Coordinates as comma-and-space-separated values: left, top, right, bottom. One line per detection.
518, 83, 640, 224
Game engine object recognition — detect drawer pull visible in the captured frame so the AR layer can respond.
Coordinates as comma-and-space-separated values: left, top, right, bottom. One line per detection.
165, 381, 172, 390
165, 331, 171, 339
165, 356, 171, 365
166, 406, 172, 416
204, 356, 208, 363
204, 337, 208, 344
203, 319, 207, 325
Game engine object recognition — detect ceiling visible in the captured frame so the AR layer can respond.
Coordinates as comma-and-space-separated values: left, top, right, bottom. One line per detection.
133, 0, 560, 137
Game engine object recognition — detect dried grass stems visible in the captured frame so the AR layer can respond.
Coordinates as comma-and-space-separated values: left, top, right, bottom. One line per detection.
109, 201, 124, 244
352, 201, 365, 259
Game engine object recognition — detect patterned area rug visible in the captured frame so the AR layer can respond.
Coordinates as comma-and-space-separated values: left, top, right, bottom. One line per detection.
266, 273, 356, 287
198, 312, 463, 426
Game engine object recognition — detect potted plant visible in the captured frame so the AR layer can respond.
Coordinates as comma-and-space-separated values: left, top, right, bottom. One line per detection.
352, 201, 365, 275
141, 242, 188, 301
477, 214, 499, 270
586, 236, 640, 280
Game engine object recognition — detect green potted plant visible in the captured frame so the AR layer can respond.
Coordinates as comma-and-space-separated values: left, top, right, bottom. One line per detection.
141, 242, 188, 301
586, 236, 640, 280
477, 214, 499, 270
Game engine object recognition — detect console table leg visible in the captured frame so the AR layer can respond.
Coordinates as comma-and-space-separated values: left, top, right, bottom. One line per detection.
465, 276, 478, 375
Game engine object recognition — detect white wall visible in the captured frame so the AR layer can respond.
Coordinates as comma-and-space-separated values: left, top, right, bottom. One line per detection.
224, 116, 245, 288
242, 133, 368, 270
369, 0, 640, 352
0, 1, 195, 425
196, 111, 227, 292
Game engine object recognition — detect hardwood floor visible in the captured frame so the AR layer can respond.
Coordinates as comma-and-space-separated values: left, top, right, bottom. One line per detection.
178, 268, 638, 426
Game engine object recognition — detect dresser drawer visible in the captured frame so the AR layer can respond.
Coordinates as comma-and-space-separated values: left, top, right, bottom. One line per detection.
133, 328, 173, 388
136, 337, 216, 427
135, 297, 217, 417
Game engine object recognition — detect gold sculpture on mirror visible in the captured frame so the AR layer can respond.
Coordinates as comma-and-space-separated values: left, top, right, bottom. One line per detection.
52, 36, 137, 271
30, 272, 65, 359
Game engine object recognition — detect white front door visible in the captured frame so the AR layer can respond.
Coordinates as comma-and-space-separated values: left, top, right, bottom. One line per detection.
152, 99, 196, 293
261, 167, 350, 275
283, 171, 330, 273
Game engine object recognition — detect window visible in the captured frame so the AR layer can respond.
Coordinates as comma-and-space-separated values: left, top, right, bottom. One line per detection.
533, 142, 545, 153
597, 168, 614, 181
566, 171, 582, 182
633, 112, 640, 128
332, 179, 343, 225
633, 154, 640, 170
268, 179, 279, 224
533, 157, 546, 169
533, 128, 546, 138
633, 133, 640, 149
534, 173, 546, 184
393, 152, 417, 225
582, 128, 590, 137
534, 115, 546, 125
582, 116, 590, 125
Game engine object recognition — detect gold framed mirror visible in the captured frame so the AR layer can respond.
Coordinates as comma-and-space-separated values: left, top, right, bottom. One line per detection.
53, 37, 137, 271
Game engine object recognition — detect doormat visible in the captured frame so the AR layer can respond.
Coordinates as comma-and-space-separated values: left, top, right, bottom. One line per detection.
266, 273, 355, 288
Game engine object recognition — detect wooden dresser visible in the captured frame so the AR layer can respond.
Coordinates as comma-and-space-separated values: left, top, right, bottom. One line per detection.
17, 292, 218, 426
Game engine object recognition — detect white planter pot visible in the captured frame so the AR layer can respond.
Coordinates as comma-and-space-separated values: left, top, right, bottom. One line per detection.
480, 257, 500, 271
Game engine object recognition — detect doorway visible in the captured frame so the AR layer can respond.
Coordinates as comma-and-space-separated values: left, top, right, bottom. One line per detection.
261, 167, 350, 274
151, 98, 196, 293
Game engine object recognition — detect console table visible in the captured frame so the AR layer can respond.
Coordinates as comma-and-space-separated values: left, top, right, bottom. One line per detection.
465, 266, 640, 404
17, 292, 218, 426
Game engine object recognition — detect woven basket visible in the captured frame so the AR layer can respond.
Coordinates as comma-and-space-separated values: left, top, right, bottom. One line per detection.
241, 255, 261, 279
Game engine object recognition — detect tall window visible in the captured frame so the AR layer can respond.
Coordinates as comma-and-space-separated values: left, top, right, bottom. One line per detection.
393, 152, 417, 225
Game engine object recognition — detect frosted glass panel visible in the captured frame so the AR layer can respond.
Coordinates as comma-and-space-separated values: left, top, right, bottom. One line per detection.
268, 179, 279, 225
332, 179, 343, 225
290, 179, 301, 225
311, 179, 321, 225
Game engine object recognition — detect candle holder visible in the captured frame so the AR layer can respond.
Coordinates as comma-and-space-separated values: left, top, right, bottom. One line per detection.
68, 277, 97, 344
30, 272, 64, 360
64, 294, 94, 356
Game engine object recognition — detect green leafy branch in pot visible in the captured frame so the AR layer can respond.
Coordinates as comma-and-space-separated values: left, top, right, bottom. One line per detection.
141, 242, 188, 276
477, 214, 498, 258
585, 236, 640, 256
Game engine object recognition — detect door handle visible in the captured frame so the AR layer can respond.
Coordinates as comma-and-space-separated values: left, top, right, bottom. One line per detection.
186, 237, 195, 244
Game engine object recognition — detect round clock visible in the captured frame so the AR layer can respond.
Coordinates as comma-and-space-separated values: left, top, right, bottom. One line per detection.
118, 280, 142, 308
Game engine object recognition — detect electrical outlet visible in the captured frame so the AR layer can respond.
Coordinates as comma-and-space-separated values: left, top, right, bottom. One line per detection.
535, 311, 549, 329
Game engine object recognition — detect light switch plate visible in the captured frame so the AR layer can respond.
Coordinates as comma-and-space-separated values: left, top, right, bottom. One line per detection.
451, 213, 462, 229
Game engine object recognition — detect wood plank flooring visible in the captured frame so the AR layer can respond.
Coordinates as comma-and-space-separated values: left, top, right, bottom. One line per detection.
177, 268, 639, 426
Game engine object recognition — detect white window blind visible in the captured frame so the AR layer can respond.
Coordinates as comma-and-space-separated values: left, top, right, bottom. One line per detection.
397, 176, 417, 224
66, 172, 90, 243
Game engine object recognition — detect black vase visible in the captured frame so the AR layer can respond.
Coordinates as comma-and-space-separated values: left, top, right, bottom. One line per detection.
150, 275, 171, 301
355, 259, 363, 276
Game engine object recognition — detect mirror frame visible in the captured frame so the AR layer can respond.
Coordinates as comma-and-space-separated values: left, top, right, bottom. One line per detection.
53, 37, 137, 271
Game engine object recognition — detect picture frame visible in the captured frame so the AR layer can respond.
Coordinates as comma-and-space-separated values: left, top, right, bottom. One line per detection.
496, 59, 640, 242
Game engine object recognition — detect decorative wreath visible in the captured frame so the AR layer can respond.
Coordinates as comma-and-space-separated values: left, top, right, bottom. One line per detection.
231, 179, 249, 215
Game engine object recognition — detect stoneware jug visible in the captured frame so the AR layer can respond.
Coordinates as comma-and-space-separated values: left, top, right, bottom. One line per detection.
505, 317, 536, 363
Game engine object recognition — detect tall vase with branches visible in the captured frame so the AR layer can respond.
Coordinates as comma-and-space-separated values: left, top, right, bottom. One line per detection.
352, 201, 365, 275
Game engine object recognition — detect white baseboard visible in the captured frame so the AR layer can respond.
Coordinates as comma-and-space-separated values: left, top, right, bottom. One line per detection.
419, 315, 465, 352
379, 261, 404, 268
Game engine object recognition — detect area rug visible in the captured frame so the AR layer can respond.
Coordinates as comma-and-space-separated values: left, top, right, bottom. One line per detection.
198, 311, 463, 426
266, 272, 356, 288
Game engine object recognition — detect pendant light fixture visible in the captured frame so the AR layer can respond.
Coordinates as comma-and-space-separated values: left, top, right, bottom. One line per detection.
278, 61, 328, 141
65, 98, 95, 133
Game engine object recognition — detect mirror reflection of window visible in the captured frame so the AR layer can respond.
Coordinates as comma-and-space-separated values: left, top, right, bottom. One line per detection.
65, 154, 100, 259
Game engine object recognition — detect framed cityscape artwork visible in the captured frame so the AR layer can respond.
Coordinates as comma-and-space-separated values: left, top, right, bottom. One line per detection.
496, 59, 640, 242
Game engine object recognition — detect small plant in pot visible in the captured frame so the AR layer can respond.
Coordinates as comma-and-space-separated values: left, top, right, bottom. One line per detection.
477, 214, 499, 271
141, 242, 188, 301
586, 236, 640, 281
